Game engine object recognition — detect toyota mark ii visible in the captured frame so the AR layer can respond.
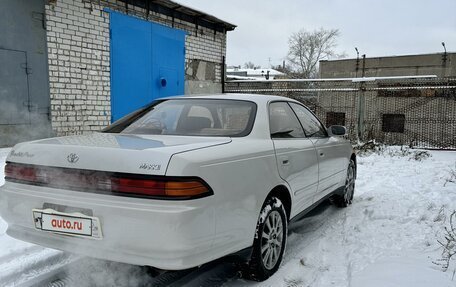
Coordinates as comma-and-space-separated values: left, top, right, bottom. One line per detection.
0, 94, 356, 281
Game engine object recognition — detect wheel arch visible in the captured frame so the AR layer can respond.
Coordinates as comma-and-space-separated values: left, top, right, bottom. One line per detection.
263, 185, 292, 221
350, 153, 357, 178
245, 184, 291, 280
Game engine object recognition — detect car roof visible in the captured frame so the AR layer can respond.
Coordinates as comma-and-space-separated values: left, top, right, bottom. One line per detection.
160, 93, 301, 105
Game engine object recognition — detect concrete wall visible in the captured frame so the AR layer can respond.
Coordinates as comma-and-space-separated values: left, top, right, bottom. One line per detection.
320, 53, 456, 79
44, 0, 227, 136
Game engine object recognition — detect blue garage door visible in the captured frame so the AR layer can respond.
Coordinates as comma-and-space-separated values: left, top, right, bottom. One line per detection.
110, 11, 185, 122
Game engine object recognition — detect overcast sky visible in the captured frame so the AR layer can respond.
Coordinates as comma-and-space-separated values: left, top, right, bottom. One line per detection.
180, 0, 456, 68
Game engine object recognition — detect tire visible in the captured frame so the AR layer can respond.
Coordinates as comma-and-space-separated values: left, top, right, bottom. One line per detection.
333, 159, 356, 208
245, 197, 288, 281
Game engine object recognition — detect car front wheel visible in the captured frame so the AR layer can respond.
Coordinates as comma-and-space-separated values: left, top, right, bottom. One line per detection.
245, 196, 288, 281
333, 159, 356, 207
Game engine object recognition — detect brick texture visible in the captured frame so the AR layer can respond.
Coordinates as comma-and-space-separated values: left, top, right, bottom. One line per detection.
45, 0, 227, 136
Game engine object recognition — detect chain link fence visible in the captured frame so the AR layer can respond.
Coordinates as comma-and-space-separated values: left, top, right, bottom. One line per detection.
225, 78, 456, 149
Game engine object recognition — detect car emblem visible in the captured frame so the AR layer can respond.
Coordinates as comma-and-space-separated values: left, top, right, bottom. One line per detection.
67, 153, 79, 164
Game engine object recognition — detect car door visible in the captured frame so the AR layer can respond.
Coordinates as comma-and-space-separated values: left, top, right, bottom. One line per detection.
269, 102, 319, 215
289, 102, 347, 199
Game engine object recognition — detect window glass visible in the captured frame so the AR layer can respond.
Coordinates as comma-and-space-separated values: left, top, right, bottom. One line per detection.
382, 114, 405, 133
103, 99, 256, 137
326, 112, 346, 127
289, 102, 327, 137
188, 105, 214, 127
269, 102, 305, 138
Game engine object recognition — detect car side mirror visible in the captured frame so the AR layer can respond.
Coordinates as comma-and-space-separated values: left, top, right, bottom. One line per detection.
328, 125, 347, 136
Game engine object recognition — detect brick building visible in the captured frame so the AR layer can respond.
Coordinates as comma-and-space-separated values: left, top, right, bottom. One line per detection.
0, 0, 235, 146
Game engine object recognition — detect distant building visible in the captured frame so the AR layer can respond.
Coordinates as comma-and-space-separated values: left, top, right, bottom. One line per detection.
320, 53, 455, 78
227, 67, 285, 80
317, 52, 456, 148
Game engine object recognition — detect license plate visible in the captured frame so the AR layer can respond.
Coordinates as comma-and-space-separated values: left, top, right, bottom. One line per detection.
32, 209, 103, 239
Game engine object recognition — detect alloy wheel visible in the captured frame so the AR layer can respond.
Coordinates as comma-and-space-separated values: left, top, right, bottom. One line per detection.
344, 163, 355, 203
260, 210, 284, 270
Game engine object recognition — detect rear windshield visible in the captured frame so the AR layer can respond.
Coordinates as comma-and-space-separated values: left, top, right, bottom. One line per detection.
103, 99, 257, 137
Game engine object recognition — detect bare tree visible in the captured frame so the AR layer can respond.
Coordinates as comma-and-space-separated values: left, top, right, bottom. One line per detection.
272, 63, 292, 75
243, 61, 261, 69
287, 28, 343, 78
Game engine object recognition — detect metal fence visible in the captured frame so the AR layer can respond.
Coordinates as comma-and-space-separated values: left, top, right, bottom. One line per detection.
225, 77, 456, 149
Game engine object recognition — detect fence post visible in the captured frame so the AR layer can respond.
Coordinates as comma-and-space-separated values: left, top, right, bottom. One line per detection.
221, 56, 226, 94
357, 84, 365, 142
357, 55, 367, 143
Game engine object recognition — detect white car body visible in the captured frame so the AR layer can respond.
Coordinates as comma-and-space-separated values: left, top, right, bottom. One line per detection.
0, 94, 355, 271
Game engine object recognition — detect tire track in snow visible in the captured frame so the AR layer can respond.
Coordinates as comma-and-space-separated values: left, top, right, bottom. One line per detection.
0, 250, 77, 287
23, 257, 239, 287
0, 245, 44, 266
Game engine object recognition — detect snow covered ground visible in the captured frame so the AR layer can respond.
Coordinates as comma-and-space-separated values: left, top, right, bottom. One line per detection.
1, 147, 456, 286
234, 148, 456, 287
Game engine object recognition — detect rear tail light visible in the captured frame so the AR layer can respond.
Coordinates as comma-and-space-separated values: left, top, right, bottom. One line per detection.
111, 178, 166, 195
4, 162, 212, 199
110, 177, 209, 197
5, 163, 38, 182
165, 181, 209, 196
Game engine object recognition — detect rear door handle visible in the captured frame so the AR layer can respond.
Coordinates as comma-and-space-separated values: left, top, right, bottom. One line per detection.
318, 150, 325, 157
280, 156, 290, 165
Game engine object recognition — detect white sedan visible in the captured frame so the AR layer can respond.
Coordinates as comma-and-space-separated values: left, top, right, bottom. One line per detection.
0, 94, 356, 281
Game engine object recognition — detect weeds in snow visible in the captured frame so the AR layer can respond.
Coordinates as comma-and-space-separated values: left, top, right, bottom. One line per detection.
410, 150, 432, 161
353, 140, 385, 156
384, 146, 431, 161
434, 206, 447, 223
353, 140, 431, 161
434, 210, 456, 273
444, 165, 456, 187
428, 202, 437, 211
284, 277, 304, 287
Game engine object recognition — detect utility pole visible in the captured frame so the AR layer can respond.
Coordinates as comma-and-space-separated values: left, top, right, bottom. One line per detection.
442, 42, 447, 78
357, 54, 367, 142
361, 54, 366, 78
442, 42, 447, 64
221, 56, 225, 93
355, 47, 359, 77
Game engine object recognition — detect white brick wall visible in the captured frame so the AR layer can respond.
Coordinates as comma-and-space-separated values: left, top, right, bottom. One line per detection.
45, 0, 111, 136
45, 0, 227, 136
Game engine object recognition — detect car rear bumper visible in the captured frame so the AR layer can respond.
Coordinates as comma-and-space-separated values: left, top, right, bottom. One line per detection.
0, 182, 217, 270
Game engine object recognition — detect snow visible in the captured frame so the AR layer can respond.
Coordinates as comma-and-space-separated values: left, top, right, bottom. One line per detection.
350, 254, 451, 287
226, 68, 285, 80
1, 147, 456, 286
228, 148, 456, 287
227, 68, 285, 76
228, 75, 438, 83
351, 74, 438, 82
226, 75, 262, 81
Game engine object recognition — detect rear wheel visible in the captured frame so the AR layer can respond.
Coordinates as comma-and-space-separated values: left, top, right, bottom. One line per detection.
245, 197, 287, 281
333, 159, 356, 207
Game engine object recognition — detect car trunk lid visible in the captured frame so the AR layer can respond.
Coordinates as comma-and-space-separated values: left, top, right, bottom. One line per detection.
7, 133, 231, 176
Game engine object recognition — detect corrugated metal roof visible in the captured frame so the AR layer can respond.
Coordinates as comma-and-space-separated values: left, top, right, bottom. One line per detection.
120, 0, 236, 32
